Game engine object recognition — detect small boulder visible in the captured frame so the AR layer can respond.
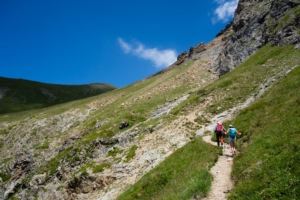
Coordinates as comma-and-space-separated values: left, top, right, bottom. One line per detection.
119, 121, 129, 129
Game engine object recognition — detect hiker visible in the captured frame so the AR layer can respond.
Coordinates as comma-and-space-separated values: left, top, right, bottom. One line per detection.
214, 122, 226, 147
225, 124, 241, 155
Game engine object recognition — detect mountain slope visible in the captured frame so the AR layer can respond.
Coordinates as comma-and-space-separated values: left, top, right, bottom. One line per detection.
0, 77, 116, 114
229, 53, 300, 199
117, 44, 300, 200
0, 34, 227, 199
0, 0, 300, 199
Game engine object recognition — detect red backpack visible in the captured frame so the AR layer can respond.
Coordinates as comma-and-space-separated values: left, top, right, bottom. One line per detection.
217, 123, 223, 132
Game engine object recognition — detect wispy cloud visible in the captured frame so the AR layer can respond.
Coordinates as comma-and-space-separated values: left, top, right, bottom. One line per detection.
118, 38, 177, 69
212, 0, 238, 23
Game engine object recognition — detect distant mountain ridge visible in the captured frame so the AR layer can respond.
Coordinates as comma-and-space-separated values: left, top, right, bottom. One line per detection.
0, 76, 116, 114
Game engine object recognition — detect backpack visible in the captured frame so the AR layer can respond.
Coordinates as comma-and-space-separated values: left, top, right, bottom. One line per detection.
217, 123, 223, 132
229, 128, 237, 138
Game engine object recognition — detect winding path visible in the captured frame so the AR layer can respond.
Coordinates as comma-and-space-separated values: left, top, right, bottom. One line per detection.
195, 74, 282, 199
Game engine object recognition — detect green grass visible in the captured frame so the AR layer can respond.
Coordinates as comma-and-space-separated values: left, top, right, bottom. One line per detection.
35, 141, 50, 150
0, 172, 11, 183
125, 145, 138, 162
56, 185, 64, 191
92, 163, 111, 173
108, 148, 124, 157
72, 162, 93, 179
227, 66, 300, 199
38, 147, 73, 176
118, 138, 220, 200
70, 161, 111, 179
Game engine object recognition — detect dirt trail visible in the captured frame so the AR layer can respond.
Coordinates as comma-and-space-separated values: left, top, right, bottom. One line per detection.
196, 74, 283, 199
196, 89, 258, 199
202, 136, 234, 200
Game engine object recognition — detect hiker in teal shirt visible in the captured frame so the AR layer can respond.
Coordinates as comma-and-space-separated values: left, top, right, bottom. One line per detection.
225, 124, 241, 155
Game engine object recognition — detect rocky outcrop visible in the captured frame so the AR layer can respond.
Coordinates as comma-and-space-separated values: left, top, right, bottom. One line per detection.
174, 51, 189, 65
214, 0, 300, 75
188, 42, 206, 58
174, 42, 207, 65
215, 21, 233, 38
65, 174, 116, 194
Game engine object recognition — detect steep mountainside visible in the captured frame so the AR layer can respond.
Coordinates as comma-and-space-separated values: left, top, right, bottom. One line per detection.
214, 0, 300, 75
0, 33, 228, 199
0, 77, 116, 114
0, 0, 300, 199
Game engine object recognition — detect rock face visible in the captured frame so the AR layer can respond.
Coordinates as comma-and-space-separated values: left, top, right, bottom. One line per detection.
214, 0, 300, 75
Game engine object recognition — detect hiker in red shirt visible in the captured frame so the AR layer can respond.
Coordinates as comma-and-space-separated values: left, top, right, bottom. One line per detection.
214, 122, 226, 147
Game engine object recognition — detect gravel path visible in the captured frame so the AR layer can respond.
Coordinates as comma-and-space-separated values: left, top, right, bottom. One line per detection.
202, 135, 234, 200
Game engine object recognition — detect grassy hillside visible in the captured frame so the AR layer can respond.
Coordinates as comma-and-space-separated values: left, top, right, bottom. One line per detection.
0, 55, 216, 199
117, 139, 220, 200
34, 59, 214, 175
229, 63, 300, 199
1, 42, 299, 199
118, 44, 300, 199
0, 77, 116, 114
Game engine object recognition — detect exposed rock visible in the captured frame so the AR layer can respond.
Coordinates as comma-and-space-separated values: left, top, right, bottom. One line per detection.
11, 151, 33, 180
215, 21, 233, 38
99, 137, 119, 146
214, 0, 300, 76
30, 173, 47, 186
189, 42, 206, 58
3, 180, 22, 200
174, 51, 189, 65
65, 174, 116, 195
59, 135, 82, 152
175, 43, 207, 66
119, 120, 129, 129
152, 95, 189, 118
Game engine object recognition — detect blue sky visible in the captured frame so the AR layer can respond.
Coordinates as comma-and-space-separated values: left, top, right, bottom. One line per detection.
0, 0, 238, 88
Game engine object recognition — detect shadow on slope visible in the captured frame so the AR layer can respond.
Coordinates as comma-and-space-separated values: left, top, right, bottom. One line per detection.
0, 77, 116, 114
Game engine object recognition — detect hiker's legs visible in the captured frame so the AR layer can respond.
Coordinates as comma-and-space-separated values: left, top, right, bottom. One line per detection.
220, 135, 224, 146
229, 142, 234, 153
229, 137, 236, 154
216, 132, 221, 146
232, 142, 236, 154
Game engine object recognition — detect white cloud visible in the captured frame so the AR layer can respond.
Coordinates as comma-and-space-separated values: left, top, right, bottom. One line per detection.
118, 38, 131, 53
212, 0, 238, 23
118, 38, 177, 69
